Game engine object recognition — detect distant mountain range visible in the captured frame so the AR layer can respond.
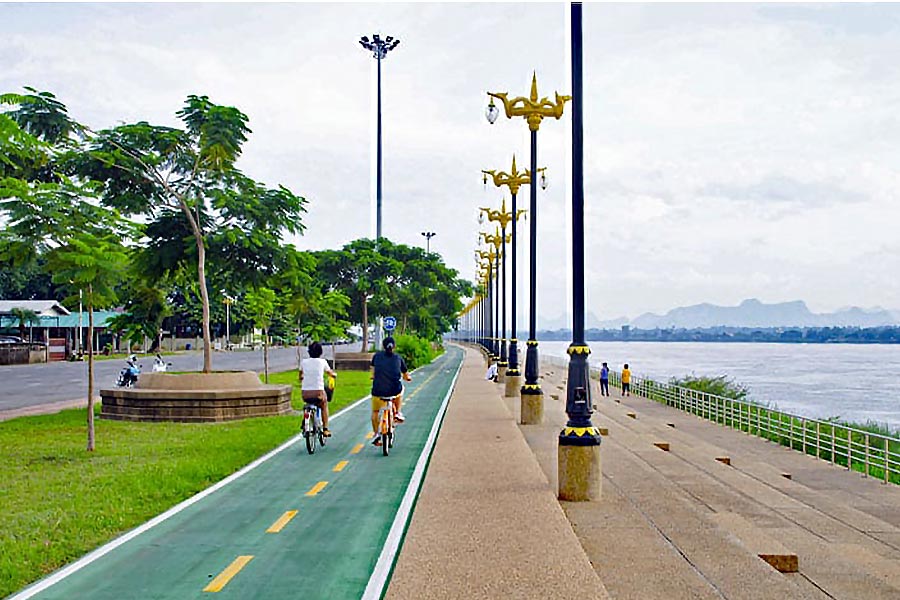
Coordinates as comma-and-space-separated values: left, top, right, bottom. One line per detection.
539, 299, 900, 331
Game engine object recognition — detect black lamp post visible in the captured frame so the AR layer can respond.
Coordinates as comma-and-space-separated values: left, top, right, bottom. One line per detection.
421, 231, 436, 253
358, 33, 400, 241
558, 1, 602, 502
487, 76, 569, 423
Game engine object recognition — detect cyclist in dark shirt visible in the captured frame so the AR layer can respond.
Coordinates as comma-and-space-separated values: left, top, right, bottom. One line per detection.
370, 336, 410, 445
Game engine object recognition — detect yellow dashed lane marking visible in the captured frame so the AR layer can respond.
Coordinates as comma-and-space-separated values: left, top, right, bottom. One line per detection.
333, 460, 349, 472
306, 481, 328, 496
203, 555, 253, 592
365, 432, 374, 439
351, 443, 364, 454
266, 510, 297, 533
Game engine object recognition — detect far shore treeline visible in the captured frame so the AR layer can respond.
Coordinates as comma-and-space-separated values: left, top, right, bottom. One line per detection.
536, 325, 900, 344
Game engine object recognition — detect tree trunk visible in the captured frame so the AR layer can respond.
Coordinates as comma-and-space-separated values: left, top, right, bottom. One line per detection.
197, 235, 212, 373
87, 291, 95, 452
263, 326, 269, 383
361, 295, 369, 353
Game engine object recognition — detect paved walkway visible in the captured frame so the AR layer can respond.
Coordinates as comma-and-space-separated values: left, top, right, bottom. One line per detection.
386, 346, 610, 599
517, 358, 900, 599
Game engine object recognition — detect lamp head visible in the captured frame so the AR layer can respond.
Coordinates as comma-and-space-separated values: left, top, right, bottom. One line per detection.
540, 171, 548, 190
485, 98, 499, 124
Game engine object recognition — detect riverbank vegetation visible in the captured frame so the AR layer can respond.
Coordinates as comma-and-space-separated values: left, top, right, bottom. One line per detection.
629, 375, 900, 485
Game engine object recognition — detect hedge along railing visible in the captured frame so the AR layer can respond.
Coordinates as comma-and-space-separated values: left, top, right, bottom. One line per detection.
600, 369, 900, 485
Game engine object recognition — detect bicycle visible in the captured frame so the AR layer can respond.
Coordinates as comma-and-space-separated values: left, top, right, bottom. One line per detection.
302, 401, 326, 455
375, 395, 399, 456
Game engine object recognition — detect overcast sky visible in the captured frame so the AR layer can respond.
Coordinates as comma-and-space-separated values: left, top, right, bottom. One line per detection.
3, 2, 900, 327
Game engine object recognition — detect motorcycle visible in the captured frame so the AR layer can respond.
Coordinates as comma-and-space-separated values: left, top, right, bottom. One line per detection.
152, 354, 173, 373
116, 357, 142, 387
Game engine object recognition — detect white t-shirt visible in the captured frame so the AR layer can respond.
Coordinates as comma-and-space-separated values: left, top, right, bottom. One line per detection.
301, 357, 330, 391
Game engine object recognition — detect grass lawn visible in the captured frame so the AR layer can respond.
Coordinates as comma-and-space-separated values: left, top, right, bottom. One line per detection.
0, 368, 372, 597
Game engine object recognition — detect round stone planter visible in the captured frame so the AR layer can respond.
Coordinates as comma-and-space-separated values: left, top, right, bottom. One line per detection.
100, 371, 293, 423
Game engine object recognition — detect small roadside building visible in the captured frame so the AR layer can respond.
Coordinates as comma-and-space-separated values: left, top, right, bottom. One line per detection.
0, 300, 122, 361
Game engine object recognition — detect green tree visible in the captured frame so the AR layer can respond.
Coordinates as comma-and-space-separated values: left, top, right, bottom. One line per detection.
9, 307, 40, 341
244, 286, 277, 383
18, 92, 309, 373
47, 233, 128, 451
315, 239, 401, 352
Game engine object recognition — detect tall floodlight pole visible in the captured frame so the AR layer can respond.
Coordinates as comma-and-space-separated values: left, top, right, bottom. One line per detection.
360, 33, 399, 352
359, 33, 400, 240
487, 75, 570, 425
558, 1, 602, 502
421, 231, 436, 253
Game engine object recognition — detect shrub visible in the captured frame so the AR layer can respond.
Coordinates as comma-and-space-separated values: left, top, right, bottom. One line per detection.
394, 334, 437, 370
669, 374, 749, 401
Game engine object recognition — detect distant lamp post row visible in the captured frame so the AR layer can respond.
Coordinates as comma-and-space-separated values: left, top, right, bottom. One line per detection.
482, 156, 540, 397
479, 204, 516, 383
486, 73, 570, 424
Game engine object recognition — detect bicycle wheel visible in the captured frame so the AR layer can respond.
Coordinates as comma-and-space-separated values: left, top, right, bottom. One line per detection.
381, 432, 390, 456
304, 412, 317, 455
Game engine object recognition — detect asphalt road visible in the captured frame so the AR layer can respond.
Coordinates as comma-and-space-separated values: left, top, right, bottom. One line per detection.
0, 346, 358, 413
11, 347, 463, 600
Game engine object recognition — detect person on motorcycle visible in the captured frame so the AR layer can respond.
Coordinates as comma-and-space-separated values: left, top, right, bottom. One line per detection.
370, 336, 410, 445
300, 341, 337, 437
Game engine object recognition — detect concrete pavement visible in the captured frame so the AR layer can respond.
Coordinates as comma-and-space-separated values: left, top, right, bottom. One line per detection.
386, 345, 610, 599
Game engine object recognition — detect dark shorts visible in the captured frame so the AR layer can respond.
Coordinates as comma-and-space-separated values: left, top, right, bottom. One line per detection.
622, 382, 630, 391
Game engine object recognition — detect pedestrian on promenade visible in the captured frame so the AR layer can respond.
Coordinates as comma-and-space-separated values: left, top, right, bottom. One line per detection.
599, 362, 610, 396
485, 359, 498, 382
621, 363, 631, 397
300, 341, 337, 437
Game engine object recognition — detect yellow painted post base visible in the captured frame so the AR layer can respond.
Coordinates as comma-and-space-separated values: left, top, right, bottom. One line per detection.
558, 444, 602, 501
504, 374, 522, 398
497, 365, 507, 384
520, 392, 543, 425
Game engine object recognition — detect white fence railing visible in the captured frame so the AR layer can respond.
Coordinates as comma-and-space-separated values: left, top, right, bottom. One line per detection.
541, 354, 899, 485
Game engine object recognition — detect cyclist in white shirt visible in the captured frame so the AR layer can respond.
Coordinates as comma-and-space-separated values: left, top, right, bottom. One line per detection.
300, 341, 337, 437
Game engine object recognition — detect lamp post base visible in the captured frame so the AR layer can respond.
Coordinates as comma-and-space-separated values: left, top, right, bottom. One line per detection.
558, 441, 602, 501
504, 370, 522, 398
497, 362, 507, 384
520, 387, 543, 424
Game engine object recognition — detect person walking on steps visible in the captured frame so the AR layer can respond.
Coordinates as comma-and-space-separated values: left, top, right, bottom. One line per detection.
300, 341, 337, 437
370, 336, 411, 446
599, 362, 610, 396
621, 363, 631, 397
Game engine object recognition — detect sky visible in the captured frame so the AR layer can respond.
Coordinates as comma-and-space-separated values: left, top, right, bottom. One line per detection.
3, 2, 900, 328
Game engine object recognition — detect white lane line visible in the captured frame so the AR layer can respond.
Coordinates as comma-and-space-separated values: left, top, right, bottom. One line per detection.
362, 349, 463, 600
9, 392, 373, 600
10, 351, 449, 599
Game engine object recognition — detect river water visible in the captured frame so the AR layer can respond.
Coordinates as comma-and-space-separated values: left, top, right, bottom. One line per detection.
538, 341, 900, 432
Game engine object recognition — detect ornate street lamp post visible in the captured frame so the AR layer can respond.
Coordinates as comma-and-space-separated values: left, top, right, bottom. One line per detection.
487, 75, 570, 424
477, 248, 497, 359
558, 1, 602, 501
480, 225, 510, 383
479, 168, 530, 396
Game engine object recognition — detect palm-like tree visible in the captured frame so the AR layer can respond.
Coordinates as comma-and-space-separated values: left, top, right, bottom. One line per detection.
10, 307, 39, 341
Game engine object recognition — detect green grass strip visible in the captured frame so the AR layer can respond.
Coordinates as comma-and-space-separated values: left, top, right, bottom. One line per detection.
0, 369, 373, 597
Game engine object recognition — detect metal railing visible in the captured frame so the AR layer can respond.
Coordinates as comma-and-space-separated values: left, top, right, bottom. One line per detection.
540, 355, 899, 485
605, 370, 899, 485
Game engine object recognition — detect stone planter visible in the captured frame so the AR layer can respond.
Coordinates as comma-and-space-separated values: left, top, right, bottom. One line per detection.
100, 371, 292, 423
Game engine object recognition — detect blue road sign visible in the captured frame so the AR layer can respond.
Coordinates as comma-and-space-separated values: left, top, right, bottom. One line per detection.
383, 316, 397, 331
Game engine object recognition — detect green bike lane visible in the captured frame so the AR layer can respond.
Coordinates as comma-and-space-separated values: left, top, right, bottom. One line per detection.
11, 346, 464, 600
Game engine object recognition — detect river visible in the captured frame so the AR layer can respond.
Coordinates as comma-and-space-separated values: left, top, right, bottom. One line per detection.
538, 341, 900, 432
